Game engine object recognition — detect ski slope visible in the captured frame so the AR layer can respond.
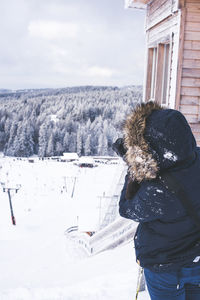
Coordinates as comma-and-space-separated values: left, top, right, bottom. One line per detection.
0, 157, 150, 300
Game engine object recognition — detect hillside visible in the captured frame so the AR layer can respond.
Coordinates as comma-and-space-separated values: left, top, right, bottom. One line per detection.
0, 86, 142, 157
0, 156, 149, 300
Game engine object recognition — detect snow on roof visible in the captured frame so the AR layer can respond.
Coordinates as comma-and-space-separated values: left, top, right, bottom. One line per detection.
125, 0, 147, 9
63, 152, 79, 159
78, 156, 95, 164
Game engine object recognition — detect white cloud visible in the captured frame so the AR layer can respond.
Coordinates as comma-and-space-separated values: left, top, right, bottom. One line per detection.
0, 0, 145, 89
87, 66, 114, 78
28, 20, 79, 40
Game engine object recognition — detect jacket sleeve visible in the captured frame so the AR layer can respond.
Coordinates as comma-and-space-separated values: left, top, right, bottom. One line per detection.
119, 176, 181, 223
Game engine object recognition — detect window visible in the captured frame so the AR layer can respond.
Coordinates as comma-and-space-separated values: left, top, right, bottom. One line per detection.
145, 42, 170, 106
161, 43, 170, 105
150, 47, 157, 100
145, 47, 157, 102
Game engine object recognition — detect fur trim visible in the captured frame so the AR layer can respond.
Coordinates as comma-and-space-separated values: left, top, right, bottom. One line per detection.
123, 101, 163, 182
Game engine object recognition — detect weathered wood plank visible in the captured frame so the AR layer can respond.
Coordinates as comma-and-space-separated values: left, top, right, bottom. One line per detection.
175, 8, 185, 110
148, 15, 179, 45
184, 50, 200, 60
147, 10, 172, 31
181, 86, 200, 96
185, 22, 200, 32
185, 1, 200, 13
181, 95, 200, 105
186, 9, 200, 14
183, 59, 200, 68
184, 41, 200, 50
180, 104, 199, 114
149, 13, 179, 34
191, 123, 200, 132
147, 1, 172, 30
148, 0, 168, 14
186, 3, 200, 10
186, 13, 200, 23
182, 68, 200, 78
187, 0, 200, 3
185, 114, 198, 123
185, 31, 200, 41
182, 77, 200, 87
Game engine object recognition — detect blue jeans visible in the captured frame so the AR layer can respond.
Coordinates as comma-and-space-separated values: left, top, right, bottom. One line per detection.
144, 264, 200, 300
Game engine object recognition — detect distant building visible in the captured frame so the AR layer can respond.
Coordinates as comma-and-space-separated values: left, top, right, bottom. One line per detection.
126, 0, 200, 144
77, 156, 96, 168
62, 153, 79, 162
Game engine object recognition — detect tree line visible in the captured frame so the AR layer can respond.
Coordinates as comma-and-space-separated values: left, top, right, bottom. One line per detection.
0, 86, 142, 157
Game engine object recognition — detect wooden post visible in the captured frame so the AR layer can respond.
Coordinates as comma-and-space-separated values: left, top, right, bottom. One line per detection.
2, 185, 21, 226
175, 6, 186, 110
71, 177, 77, 198
7, 189, 16, 225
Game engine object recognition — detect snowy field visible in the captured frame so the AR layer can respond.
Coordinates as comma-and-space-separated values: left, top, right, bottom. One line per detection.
0, 157, 149, 300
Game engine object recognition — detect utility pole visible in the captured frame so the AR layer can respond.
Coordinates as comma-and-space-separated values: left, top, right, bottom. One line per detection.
71, 177, 77, 198
63, 176, 77, 197
2, 185, 21, 226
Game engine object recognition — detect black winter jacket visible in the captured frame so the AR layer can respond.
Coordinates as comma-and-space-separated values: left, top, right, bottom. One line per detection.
119, 102, 200, 272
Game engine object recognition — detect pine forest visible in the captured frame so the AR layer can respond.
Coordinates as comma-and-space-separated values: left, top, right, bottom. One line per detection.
0, 86, 142, 157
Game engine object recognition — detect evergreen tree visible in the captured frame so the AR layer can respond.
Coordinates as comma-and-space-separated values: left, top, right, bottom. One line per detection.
85, 135, 91, 156
47, 134, 54, 156
38, 123, 49, 157
63, 132, 69, 152
68, 133, 76, 153
76, 127, 83, 156
11, 122, 34, 157
55, 141, 63, 156
0, 86, 141, 157
6, 120, 18, 156
98, 133, 108, 156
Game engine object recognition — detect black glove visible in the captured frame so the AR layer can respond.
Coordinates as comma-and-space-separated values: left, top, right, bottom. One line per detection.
112, 138, 127, 158
125, 177, 140, 200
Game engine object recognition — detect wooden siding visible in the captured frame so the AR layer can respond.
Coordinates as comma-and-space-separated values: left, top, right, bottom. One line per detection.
168, 32, 176, 108
179, 0, 200, 131
191, 123, 200, 144
148, 13, 179, 45
146, 0, 178, 30
143, 0, 200, 143
145, 12, 180, 108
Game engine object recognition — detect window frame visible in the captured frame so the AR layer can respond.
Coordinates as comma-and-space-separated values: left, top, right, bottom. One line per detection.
145, 40, 171, 106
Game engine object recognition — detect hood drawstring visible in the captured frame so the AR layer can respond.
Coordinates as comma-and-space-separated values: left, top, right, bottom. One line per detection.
177, 269, 181, 290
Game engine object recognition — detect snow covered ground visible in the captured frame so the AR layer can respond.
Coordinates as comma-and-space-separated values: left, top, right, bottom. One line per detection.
0, 157, 150, 300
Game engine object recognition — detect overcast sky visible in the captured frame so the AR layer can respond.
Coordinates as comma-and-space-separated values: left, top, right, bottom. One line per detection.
0, 0, 145, 90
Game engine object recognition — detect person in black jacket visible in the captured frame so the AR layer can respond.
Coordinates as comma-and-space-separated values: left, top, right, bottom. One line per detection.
118, 101, 200, 300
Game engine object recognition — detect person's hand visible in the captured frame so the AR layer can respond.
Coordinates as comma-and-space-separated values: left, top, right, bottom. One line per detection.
112, 138, 127, 157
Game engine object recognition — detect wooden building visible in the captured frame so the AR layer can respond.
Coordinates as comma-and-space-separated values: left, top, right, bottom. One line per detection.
126, 0, 200, 144
62, 152, 79, 162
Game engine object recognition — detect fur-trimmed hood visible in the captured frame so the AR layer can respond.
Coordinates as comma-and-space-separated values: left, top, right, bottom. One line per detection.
123, 101, 196, 182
